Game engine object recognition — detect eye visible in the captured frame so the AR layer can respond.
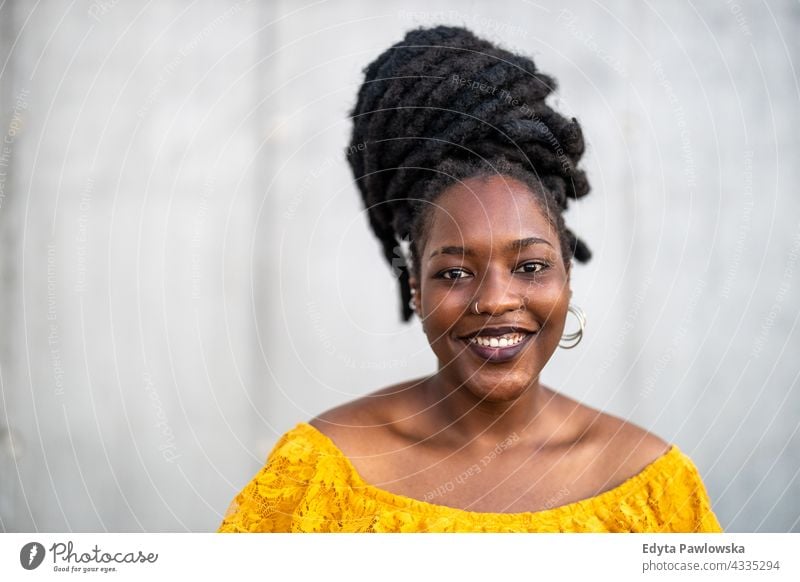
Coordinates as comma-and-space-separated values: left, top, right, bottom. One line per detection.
438, 268, 471, 280
515, 261, 549, 275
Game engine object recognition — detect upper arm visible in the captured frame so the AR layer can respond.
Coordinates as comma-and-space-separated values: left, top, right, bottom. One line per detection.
217, 430, 317, 533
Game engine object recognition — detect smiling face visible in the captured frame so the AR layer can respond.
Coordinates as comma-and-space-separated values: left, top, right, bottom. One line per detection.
409, 174, 571, 402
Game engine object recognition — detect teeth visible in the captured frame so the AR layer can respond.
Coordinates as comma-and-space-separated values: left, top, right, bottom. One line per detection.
469, 332, 528, 348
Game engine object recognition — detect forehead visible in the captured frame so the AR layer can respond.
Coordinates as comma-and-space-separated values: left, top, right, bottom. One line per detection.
425, 175, 555, 245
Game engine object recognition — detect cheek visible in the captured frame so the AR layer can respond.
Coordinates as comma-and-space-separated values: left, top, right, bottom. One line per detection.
528, 284, 569, 308
418, 288, 468, 340
523, 284, 570, 326
420, 299, 463, 339
420, 281, 467, 313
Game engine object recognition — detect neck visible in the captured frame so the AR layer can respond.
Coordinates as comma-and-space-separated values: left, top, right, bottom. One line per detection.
420, 373, 550, 447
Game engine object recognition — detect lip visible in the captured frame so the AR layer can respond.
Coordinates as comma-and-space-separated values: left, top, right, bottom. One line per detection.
461, 331, 536, 363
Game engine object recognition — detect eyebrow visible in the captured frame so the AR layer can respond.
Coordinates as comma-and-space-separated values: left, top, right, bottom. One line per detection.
428, 237, 554, 258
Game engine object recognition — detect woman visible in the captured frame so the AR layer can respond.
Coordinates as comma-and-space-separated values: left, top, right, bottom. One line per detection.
218, 25, 721, 532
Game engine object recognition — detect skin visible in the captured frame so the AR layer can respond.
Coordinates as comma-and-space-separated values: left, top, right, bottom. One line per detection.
311, 175, 668, 514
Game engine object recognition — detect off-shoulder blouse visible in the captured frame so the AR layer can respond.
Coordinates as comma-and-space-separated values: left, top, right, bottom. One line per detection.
218, 422, 722, 533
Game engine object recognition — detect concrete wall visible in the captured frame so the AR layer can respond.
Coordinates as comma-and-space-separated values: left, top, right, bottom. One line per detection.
1, 0, 798, 532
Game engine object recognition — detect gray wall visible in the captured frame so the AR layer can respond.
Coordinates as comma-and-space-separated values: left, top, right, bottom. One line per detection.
1, 0, 798, 532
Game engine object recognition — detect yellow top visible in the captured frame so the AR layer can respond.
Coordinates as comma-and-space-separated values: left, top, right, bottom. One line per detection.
218, 422, 723, 533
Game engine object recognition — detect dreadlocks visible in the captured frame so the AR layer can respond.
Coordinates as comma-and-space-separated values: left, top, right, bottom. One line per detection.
347, 26, 591, 321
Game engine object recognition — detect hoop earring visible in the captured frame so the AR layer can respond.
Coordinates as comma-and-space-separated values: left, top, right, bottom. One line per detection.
559, 305, 586, 349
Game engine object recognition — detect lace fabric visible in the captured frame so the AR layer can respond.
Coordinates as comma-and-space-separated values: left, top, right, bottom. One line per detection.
218, 422, 723, 533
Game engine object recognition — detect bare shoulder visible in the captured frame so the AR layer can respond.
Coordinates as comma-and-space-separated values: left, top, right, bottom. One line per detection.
591, 410, 671, 473
308, 378, 425, 454
549, 389, 671, 484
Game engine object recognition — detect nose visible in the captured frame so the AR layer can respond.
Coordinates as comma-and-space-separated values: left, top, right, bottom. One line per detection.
474, 268, 524, 315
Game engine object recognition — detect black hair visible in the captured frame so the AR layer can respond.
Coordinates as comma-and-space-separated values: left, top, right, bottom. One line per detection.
347, 25, 591, 322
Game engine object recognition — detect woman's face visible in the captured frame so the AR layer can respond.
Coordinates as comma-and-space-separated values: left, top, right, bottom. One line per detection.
411, 174, 571, 402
